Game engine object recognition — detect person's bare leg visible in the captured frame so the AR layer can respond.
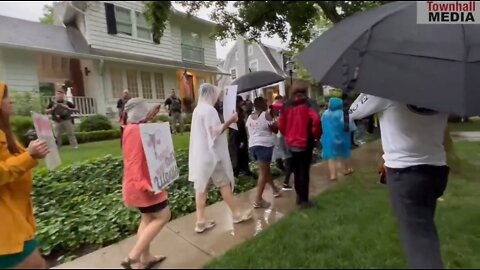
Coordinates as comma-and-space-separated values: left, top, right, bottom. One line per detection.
14, 249, 47, 269
266, 166, 280, 194
127, 208, 171, 268
138, 214, 153, 263
195, 192, 208, 223
343, 159, 353, 174
255, 162, 269, 202
219, 184, 239, 216
328, 160, 338, 180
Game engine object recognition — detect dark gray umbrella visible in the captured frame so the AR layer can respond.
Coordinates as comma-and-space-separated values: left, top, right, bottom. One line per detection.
232, 71, 285, 94
297, 1, 480, 116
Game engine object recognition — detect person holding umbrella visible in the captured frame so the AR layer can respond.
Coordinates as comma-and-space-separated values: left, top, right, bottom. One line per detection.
349, 93, 449, 269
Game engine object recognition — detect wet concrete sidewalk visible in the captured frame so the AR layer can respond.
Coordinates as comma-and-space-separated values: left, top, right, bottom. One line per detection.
451, 131, 480, 142
55, 142, 383, 269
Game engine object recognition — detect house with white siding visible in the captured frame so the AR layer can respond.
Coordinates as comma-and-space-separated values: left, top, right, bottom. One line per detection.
0, 1, 227, 117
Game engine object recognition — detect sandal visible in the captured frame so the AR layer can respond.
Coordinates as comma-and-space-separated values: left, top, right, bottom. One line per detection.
142, 255, 166, 269
344, 168, 355, 176
121, 258, 141, 269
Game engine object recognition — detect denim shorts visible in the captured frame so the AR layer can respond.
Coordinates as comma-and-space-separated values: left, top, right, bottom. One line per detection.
250, 146, 274, 163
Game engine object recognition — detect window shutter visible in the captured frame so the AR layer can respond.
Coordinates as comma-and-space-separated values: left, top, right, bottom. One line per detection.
153, 33, 160, 44
105, 3, 117, 35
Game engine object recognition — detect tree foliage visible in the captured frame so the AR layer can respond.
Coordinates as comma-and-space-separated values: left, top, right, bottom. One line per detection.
39, 4, 55, 25
144, 1, 391, 48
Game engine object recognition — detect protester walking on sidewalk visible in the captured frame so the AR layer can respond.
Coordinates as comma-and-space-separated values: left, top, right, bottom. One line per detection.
0, 82, 50, 269
246, 97, 282, 209
321, 97, 355, 181
349, 93, 449, 269
279, 82, 322, 208
120, 98, 169, 269
189, 84, 252, 233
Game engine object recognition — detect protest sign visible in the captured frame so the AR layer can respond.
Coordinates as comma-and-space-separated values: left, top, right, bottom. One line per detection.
31, 112, 61, 170
139, 122, 179, 193
223, 85, 238, 130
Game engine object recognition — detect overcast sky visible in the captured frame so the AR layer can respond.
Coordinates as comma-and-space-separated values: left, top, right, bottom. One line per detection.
0, 1, 288, 60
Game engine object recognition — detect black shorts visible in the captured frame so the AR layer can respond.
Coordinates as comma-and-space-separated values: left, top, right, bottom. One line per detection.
138, 200, 168, 214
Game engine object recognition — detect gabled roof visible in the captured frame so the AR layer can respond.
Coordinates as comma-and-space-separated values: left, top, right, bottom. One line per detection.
258, 44, 288, 77
0, 15, 89, 55
0, 15, 227, 75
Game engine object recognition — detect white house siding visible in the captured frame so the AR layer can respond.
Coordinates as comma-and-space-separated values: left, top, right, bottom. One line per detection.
84, 1, 218, 67
85, 1, 175, 61
169, 15, 217, 67
0, 48, 38, 92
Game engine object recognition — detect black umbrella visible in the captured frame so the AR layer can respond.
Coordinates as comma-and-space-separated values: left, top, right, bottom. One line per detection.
231, 71, 285, 94
297, 1, 480, 116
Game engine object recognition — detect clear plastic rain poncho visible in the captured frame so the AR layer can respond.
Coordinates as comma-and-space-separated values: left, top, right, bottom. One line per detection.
188, 83, 234, 192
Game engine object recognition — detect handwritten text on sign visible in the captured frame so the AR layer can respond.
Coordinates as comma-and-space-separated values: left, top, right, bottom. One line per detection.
139, 122, 179, 193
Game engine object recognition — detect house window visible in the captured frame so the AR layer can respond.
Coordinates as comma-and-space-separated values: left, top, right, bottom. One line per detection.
230, 68, 237, 80
136, 12, 152, 40
126, 70, 139, 97
115, 6, 132, 36
154, 73, 165, 99
110, 68, 124, 99
141, 72, 153, 99
248, 45, 253, 56
249, 59, 258, 72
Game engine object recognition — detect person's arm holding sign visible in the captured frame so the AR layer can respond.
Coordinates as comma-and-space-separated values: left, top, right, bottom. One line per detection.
0, 139, 49, 185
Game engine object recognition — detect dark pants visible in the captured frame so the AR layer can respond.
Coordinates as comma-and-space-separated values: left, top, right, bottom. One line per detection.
291, 149, 313, 204
120, 126, 124, 148
237, 147, 252, 175
283, 158, 294, 186
386, 165, 449, 269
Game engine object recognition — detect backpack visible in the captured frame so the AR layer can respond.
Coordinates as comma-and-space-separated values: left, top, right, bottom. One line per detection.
170, 98, 181, 112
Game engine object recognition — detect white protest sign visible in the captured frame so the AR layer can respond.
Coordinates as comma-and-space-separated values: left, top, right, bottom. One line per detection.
223, 85, 238, 130
139, 122, 179, 193
31, 112, 61, 170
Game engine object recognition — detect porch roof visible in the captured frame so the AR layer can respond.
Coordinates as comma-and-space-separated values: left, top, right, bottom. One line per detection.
0, 15, 229, 76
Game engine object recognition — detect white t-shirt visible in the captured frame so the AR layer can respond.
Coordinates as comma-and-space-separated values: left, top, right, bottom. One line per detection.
246, 111, 274, 147
349, 94, 448, 169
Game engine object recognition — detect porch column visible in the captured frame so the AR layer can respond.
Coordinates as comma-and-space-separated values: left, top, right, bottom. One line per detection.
279, 81, 286, 97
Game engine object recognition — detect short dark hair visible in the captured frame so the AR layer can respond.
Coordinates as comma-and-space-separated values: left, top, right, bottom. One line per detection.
253, 97, 266, 110
293, 81, 308, 95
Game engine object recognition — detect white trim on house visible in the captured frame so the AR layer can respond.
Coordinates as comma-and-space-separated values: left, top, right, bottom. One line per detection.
249, 59, 259, 72
0, 42, 229, 75
248, 45, 253, 56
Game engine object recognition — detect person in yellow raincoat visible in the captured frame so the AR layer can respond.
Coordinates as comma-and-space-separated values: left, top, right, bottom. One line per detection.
0, 82, 50, 269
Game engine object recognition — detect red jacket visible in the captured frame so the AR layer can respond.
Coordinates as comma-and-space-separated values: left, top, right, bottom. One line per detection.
279, 97, 322, 149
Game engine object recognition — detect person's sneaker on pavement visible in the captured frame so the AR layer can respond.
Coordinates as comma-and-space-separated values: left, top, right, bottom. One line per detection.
194, 220, 216, 233
282, 184, 293, 191
233, 209, 253, 224
253, 199, 271, 209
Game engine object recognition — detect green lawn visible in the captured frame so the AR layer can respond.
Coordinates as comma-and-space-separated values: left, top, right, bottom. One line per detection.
206, 140, 480, 269
37, 132, 190, 169
449, 117, 480, 132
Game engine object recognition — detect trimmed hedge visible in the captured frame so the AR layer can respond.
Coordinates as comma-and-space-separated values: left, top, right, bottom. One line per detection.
11, 116, 34, 144
60, 130, 121, 145
79, 115, 113, 132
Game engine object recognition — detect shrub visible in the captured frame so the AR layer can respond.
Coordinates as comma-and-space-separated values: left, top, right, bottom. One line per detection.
61, 130, 121, 145
11, 116, 35, 145
10, 91, 43, 116
79, 115, 113, 132
33, 150, 265, 265
155, 114, 170, 123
